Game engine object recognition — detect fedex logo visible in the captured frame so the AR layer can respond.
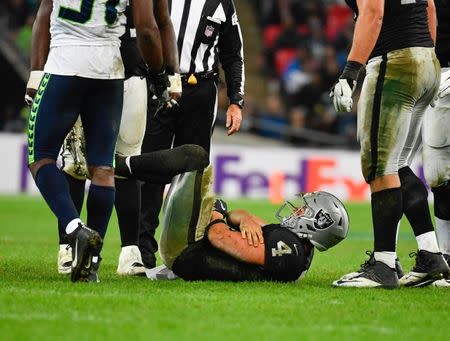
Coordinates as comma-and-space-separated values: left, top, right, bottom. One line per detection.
212, 153, 427, 201
213, 154, 370, 201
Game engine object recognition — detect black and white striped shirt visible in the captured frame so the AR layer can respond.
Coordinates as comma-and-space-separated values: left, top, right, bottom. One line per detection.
169, 0, 245, 106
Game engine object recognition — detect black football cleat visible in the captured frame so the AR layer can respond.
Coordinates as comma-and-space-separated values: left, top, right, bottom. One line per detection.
86, 257, 102, 283
395, 258, 404, 279
68, 223, 103, 283
400, 250, 450, 287
333, 251, 399, 289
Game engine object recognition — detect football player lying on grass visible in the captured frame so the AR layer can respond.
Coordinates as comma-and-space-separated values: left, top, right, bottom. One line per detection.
147, 164, 349, 282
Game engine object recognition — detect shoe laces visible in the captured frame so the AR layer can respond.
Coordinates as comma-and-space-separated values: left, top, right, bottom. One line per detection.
409, 250, 425, 272
359, 250, 375, 271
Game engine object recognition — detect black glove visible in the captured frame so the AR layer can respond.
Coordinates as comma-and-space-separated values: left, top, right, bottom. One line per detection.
212, 198, 228, 218
148, 70, 171, 117
148, 70, 170, 98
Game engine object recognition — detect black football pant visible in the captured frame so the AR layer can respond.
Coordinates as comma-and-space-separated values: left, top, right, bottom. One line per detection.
139, 78, 218, 267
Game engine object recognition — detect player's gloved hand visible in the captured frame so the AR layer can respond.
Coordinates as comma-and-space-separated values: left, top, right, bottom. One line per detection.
148, 70, 171, 117
149, 70, 170, 98
431, 69, 450, 107
24, 70, 44, 106
167, 73, 182, 109
213, 198, 228, 218
330, 60, 363, 112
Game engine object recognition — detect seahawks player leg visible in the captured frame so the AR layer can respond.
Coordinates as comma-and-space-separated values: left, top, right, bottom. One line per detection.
331, 0, 442, 288
55, 75, 150, 278
57, 118, 88, 274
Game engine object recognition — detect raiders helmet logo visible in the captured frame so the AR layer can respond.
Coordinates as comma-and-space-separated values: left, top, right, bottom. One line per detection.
314, 209, 334, 230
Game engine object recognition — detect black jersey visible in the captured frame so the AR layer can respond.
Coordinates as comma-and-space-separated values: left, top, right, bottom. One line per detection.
436, 0, 450, 66
172, 224, 314, 282
345, 0, 434, 59
262, 224, 314, 282
120, 6, 147, 79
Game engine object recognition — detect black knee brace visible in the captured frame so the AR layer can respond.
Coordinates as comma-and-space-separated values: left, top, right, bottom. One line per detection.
432, 182, 450, 220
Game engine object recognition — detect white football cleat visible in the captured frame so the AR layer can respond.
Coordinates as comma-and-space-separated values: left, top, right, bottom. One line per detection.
57, 244, 72, 274
117, 245, 146, 276
146, 264, 179, 281
432, 278, 450, 287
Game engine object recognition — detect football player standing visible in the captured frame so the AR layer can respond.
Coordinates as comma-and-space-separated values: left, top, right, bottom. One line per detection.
330, 0, 449, 288
55, 0, 179, 280
25, 0, 165, 282
401, 0, 450, 287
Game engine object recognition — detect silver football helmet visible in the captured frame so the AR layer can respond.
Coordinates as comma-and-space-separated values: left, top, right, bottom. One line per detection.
276, 191, 349, 251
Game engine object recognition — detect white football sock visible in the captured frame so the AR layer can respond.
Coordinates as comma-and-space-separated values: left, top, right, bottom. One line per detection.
374, 251, 396, 269
416, 231, 440, 253
436, 217, 450, 255
65, 218, 82, 234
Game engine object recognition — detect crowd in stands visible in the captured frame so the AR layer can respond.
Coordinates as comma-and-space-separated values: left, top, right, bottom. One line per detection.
244, 0, 359, 147
0, 0, 37, 133
0, 0, 358, 148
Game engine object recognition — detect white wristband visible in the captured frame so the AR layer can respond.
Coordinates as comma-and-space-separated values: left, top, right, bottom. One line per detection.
168, 73, 182, 94
26, 70, 45, 90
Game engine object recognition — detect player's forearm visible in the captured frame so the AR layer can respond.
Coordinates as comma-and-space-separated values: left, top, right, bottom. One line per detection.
227, 209, 267, 228
133, 0, 164, 73
347, 0, 384, 64
30, 0, 52, 70
155, 0, 179, 74
159, 25, 179, 74
136, 27, 164, 73
427, 0, 437, 44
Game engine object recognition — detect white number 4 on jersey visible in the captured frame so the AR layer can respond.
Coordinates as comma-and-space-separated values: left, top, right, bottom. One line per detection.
272, 241, 293, 257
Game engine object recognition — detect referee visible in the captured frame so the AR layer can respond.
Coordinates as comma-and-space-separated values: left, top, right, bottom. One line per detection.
139, 0, 245, 268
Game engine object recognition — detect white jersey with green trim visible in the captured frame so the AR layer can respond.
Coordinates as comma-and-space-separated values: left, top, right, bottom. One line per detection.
50, 0, 127, 47
45, 0, 128, 79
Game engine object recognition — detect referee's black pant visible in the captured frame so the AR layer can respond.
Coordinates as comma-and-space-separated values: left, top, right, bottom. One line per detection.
139, 77, 218, 267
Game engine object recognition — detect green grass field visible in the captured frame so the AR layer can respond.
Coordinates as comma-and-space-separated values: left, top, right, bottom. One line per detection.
0, 195, 449, 340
